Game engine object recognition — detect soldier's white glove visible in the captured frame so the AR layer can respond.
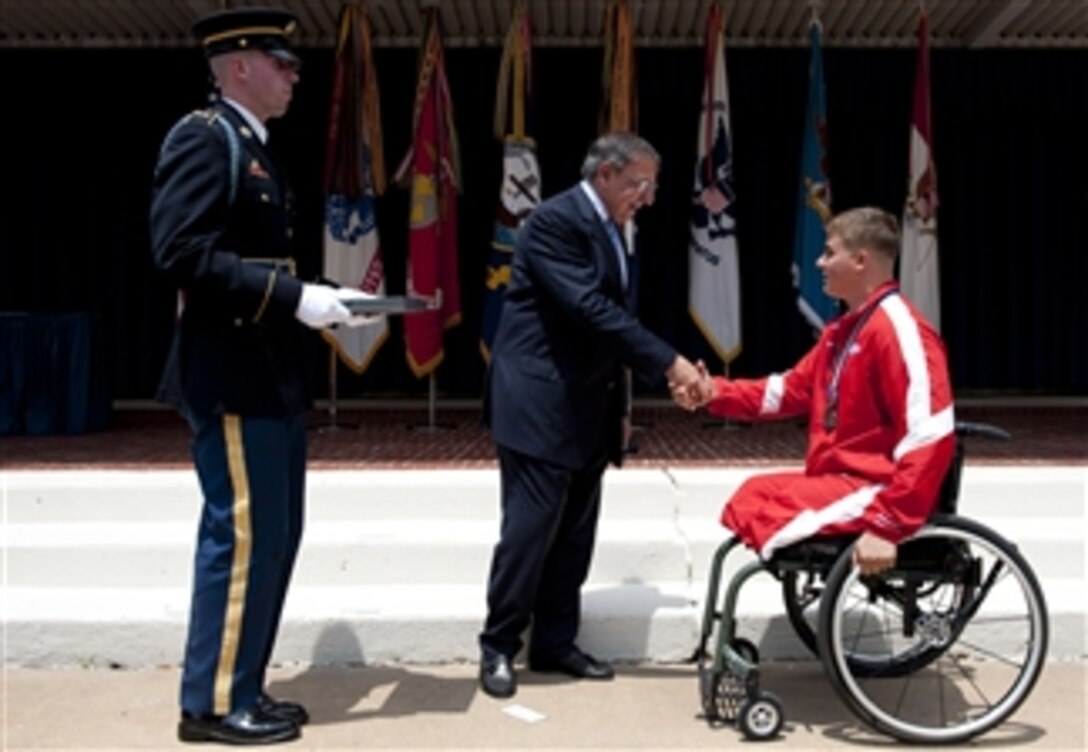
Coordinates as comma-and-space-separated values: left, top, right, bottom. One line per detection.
295, 283, 353, 329
335, 289, 385, 328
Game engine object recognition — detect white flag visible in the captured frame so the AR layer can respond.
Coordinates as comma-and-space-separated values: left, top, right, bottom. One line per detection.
321, 5, 388, 372
901, 12, 941, 330
689, 4, 740, 364
322, 194, 387, 371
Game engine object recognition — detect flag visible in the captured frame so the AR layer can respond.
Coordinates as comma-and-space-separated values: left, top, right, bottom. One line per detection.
791, 19, 836, 329
599, 1, 638, 293
599, 1, 639, 419
901, 12, 941, 331
321, 3, 387, 373
599, 1, 636, 135
688, 3, 741, 365
395, 8, 462, 378
481, 1, 540, 362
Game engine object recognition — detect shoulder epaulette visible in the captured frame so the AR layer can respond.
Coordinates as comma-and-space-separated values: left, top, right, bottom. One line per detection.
159, 109, 242, 206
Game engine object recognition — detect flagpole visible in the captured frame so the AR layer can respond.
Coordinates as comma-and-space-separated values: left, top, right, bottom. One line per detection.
318, 342, 357, 432
410, 371, 455, 432
701, 361, 741, 430
428, 372, 436, 429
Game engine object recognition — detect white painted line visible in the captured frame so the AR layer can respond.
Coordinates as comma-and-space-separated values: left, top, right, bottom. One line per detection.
503, 704, 546, 723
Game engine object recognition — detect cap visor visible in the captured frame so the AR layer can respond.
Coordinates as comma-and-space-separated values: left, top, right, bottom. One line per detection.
267, 47, 301, 69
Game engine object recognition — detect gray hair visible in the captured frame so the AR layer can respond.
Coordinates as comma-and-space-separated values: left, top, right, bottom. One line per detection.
580, 132, 660, 180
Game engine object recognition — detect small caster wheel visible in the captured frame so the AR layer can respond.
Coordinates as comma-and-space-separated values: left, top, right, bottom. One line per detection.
730, 637, 760, 665
737, 691, 784, 741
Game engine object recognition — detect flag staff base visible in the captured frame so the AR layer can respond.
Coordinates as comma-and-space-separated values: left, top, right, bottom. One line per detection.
314, 346, 357, 432
409, 372, 456, 432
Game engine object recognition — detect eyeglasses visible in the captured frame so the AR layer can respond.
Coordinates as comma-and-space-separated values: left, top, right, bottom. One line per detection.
622, 176, 657, 196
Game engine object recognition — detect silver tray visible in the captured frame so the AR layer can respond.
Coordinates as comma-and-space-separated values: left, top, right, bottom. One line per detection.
343, 295, 434, 315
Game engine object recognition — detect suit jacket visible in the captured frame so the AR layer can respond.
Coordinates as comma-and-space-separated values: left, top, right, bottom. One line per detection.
149, 101, 309, 417
484, 183, 676, 469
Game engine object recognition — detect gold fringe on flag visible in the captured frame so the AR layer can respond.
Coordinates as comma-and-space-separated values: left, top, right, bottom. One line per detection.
599, 0, 636, 134
324, 3, 385, 196
359, 5, 385, 195
494, 1, 531, 140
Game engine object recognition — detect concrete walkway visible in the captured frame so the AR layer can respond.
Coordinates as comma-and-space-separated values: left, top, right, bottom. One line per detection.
4, 661, 1086, 750
3, 463, 1085, 748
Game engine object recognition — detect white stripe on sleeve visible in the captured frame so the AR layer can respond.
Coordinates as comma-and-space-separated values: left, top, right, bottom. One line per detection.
883, 297, 954, 460
760, 373, 785, 415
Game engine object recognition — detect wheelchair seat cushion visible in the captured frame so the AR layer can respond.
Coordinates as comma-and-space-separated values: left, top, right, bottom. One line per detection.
766, 535, 856, 571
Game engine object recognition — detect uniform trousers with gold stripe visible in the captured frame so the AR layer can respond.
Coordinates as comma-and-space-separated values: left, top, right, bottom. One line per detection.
179, 409, 306, 716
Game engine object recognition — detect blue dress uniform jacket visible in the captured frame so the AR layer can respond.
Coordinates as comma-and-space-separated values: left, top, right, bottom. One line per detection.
484, 183, 676, 469
150, 101, 308, 417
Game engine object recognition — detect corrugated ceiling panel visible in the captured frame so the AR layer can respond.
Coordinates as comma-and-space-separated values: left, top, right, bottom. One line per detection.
730, 0, 755, 35
2, 1, 1088, 48
1007, 0, 1053, 36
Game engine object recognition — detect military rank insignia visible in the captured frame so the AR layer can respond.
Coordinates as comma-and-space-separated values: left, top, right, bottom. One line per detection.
248, 159, 270, 180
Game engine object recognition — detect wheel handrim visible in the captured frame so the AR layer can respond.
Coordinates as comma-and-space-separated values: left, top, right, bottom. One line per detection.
825, 521, 1048, 743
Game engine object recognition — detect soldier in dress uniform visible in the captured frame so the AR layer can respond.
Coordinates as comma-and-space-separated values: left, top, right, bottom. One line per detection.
149, 6, 373, 745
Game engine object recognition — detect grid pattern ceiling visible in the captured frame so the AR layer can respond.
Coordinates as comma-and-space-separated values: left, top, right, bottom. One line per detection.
2, 1, 1087, 49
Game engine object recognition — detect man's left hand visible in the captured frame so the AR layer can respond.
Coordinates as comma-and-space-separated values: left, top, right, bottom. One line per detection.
852, 532, 897, 576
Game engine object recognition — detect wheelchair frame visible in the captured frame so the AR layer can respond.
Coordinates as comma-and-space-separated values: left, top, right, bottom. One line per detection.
694, 421, 1050, 743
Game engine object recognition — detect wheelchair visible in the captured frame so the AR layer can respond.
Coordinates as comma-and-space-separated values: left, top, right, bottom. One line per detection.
694, 421, 1049, 743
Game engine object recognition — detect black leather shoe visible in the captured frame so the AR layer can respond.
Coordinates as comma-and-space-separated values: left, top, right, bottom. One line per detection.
479, 653, 517, 698
177, 706, 299, 745
530, 648, 615, 680
257, 692, 309, 726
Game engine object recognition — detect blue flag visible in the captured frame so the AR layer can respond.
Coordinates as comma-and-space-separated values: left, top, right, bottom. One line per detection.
791, 20, 836, 329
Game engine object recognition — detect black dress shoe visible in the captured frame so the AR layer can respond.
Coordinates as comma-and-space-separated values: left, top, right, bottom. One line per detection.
258, 692, 309, 726
479, 653, 517, 698
177, 706, 299, 745
530, 648, 615, 680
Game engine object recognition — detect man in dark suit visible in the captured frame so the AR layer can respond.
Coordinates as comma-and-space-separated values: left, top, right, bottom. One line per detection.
150, 6, 373, 745
478, 132, 703, 698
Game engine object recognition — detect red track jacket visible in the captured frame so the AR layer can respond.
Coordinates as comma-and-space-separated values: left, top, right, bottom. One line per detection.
707, 282, 955, 553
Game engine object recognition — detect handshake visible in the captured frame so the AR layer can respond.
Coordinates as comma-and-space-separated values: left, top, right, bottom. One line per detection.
666, 355, 715, 411
294, 283, 384, 330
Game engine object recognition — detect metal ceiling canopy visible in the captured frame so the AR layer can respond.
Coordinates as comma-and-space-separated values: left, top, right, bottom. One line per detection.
2, 1, 1087, 49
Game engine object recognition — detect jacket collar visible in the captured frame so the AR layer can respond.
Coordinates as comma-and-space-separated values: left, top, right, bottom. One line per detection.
833, 280, 899, 332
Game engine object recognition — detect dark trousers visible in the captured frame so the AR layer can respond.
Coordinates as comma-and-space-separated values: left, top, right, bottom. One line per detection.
479, 443, 607, 660
179, 410, 306, 716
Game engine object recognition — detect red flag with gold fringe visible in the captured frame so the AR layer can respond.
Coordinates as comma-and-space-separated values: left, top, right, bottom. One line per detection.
395, 7, 461, 379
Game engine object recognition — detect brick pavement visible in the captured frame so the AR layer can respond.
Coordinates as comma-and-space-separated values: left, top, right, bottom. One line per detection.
2, 403, 1084, 470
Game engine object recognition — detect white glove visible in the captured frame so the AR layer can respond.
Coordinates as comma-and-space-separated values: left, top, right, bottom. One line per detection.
335, 288, 386, 328
295, 283, 353, 329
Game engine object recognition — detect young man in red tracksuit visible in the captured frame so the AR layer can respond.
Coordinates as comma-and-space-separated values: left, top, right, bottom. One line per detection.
684, 206, 955, 576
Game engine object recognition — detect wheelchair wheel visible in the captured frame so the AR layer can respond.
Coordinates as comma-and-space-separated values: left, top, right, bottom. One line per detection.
816, 515, 1048, 744
737, 691, 784, 740
784, 565, 961, 675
